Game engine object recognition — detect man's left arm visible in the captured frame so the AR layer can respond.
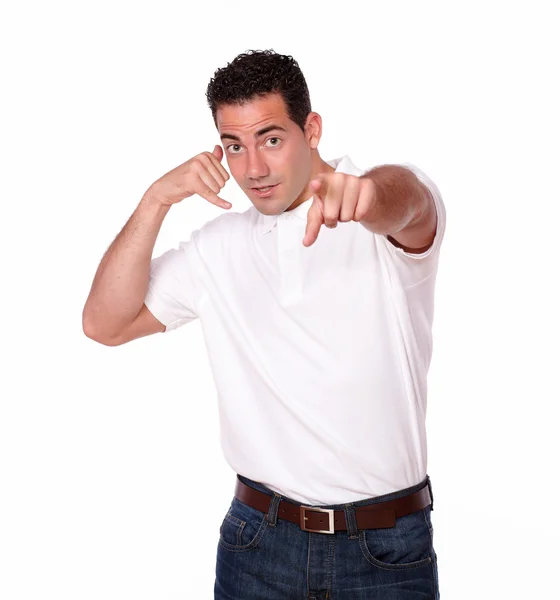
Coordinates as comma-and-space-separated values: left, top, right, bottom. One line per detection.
359, 165, 437, 254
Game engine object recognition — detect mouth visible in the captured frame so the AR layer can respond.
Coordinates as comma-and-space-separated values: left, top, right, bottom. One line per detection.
250, 183, 280, 198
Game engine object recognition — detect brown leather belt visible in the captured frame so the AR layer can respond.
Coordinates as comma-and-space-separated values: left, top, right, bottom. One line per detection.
235, 477, 432, 534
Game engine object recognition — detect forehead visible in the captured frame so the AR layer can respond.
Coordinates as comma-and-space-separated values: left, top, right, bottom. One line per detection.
216, 93, 291, 134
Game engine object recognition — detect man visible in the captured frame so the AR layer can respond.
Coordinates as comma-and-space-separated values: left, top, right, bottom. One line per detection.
83, 49, 445, 599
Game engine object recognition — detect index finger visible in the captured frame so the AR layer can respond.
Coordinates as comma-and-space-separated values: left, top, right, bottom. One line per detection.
303, 200, 324, 247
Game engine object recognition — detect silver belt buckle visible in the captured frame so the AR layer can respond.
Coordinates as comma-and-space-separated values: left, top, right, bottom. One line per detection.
300, 506, 335, 534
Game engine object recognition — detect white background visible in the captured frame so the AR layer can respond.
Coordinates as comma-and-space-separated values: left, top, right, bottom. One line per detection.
1, 1, 559, 598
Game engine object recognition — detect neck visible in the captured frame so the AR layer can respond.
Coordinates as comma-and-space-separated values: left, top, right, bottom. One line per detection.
287, 150, 335, 211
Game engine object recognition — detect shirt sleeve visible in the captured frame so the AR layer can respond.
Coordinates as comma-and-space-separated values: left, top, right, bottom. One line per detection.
143, 229, 205, 332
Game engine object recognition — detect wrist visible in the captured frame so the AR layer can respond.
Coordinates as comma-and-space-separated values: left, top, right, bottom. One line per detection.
140, 187, 173, 212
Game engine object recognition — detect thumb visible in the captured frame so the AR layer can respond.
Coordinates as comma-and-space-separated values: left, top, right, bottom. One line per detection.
212, 144, 223, 161
309, 174, 326, 198
310, 178, 321, 191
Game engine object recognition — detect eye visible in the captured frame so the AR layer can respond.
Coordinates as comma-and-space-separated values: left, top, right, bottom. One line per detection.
265, 137, 281, 147
227, 144, 243, 154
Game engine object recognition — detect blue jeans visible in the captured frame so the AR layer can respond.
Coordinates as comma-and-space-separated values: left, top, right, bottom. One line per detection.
215, 474, 439, 599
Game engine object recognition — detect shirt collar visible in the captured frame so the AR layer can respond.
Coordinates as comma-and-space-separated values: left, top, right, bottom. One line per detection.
258, 155, 357, 235
259, 196, 313, 235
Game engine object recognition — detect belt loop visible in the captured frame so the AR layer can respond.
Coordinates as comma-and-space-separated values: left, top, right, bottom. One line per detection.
343, 503, 359, 539
426, 474, 434, 511
266, 493, 282, 526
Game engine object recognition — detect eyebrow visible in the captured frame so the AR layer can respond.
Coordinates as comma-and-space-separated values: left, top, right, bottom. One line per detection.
219, 124, 288, 142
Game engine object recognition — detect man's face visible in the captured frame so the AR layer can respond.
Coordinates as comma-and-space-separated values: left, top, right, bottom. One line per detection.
216, 93, 316, 215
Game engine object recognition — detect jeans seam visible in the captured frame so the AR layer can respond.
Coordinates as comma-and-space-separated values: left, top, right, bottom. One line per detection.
431, 547, 439, 599
306, 531, 312, 597
421, 507, 434, 544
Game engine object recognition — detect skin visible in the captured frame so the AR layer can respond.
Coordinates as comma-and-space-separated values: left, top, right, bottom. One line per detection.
82, 90, 437, 347
215, 92, 335, 216
215, 91, 436, 251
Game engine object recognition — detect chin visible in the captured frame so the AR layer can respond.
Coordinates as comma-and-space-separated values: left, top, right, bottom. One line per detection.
256, 200, 288, 216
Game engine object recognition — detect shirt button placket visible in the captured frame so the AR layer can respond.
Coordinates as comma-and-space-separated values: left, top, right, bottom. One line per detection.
278, 214, 302, 304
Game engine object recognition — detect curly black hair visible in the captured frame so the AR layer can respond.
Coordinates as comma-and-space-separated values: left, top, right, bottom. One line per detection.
205, 49, 312, 133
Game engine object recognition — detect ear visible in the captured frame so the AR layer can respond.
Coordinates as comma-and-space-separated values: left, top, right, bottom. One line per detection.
305, 112, 322, 149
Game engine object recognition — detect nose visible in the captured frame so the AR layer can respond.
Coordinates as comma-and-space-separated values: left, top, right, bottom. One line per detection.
246, 148, 269, 181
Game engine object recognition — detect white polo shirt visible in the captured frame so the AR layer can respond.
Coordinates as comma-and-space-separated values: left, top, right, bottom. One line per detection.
144, 155, 446, 505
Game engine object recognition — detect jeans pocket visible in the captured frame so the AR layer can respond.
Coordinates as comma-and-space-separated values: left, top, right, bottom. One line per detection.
218, 496, 270, 552
358, 509, 433, 571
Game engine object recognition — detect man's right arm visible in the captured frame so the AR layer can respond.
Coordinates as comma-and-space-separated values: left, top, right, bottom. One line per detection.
82, 145, 231, 346
82, 190, 171, 346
